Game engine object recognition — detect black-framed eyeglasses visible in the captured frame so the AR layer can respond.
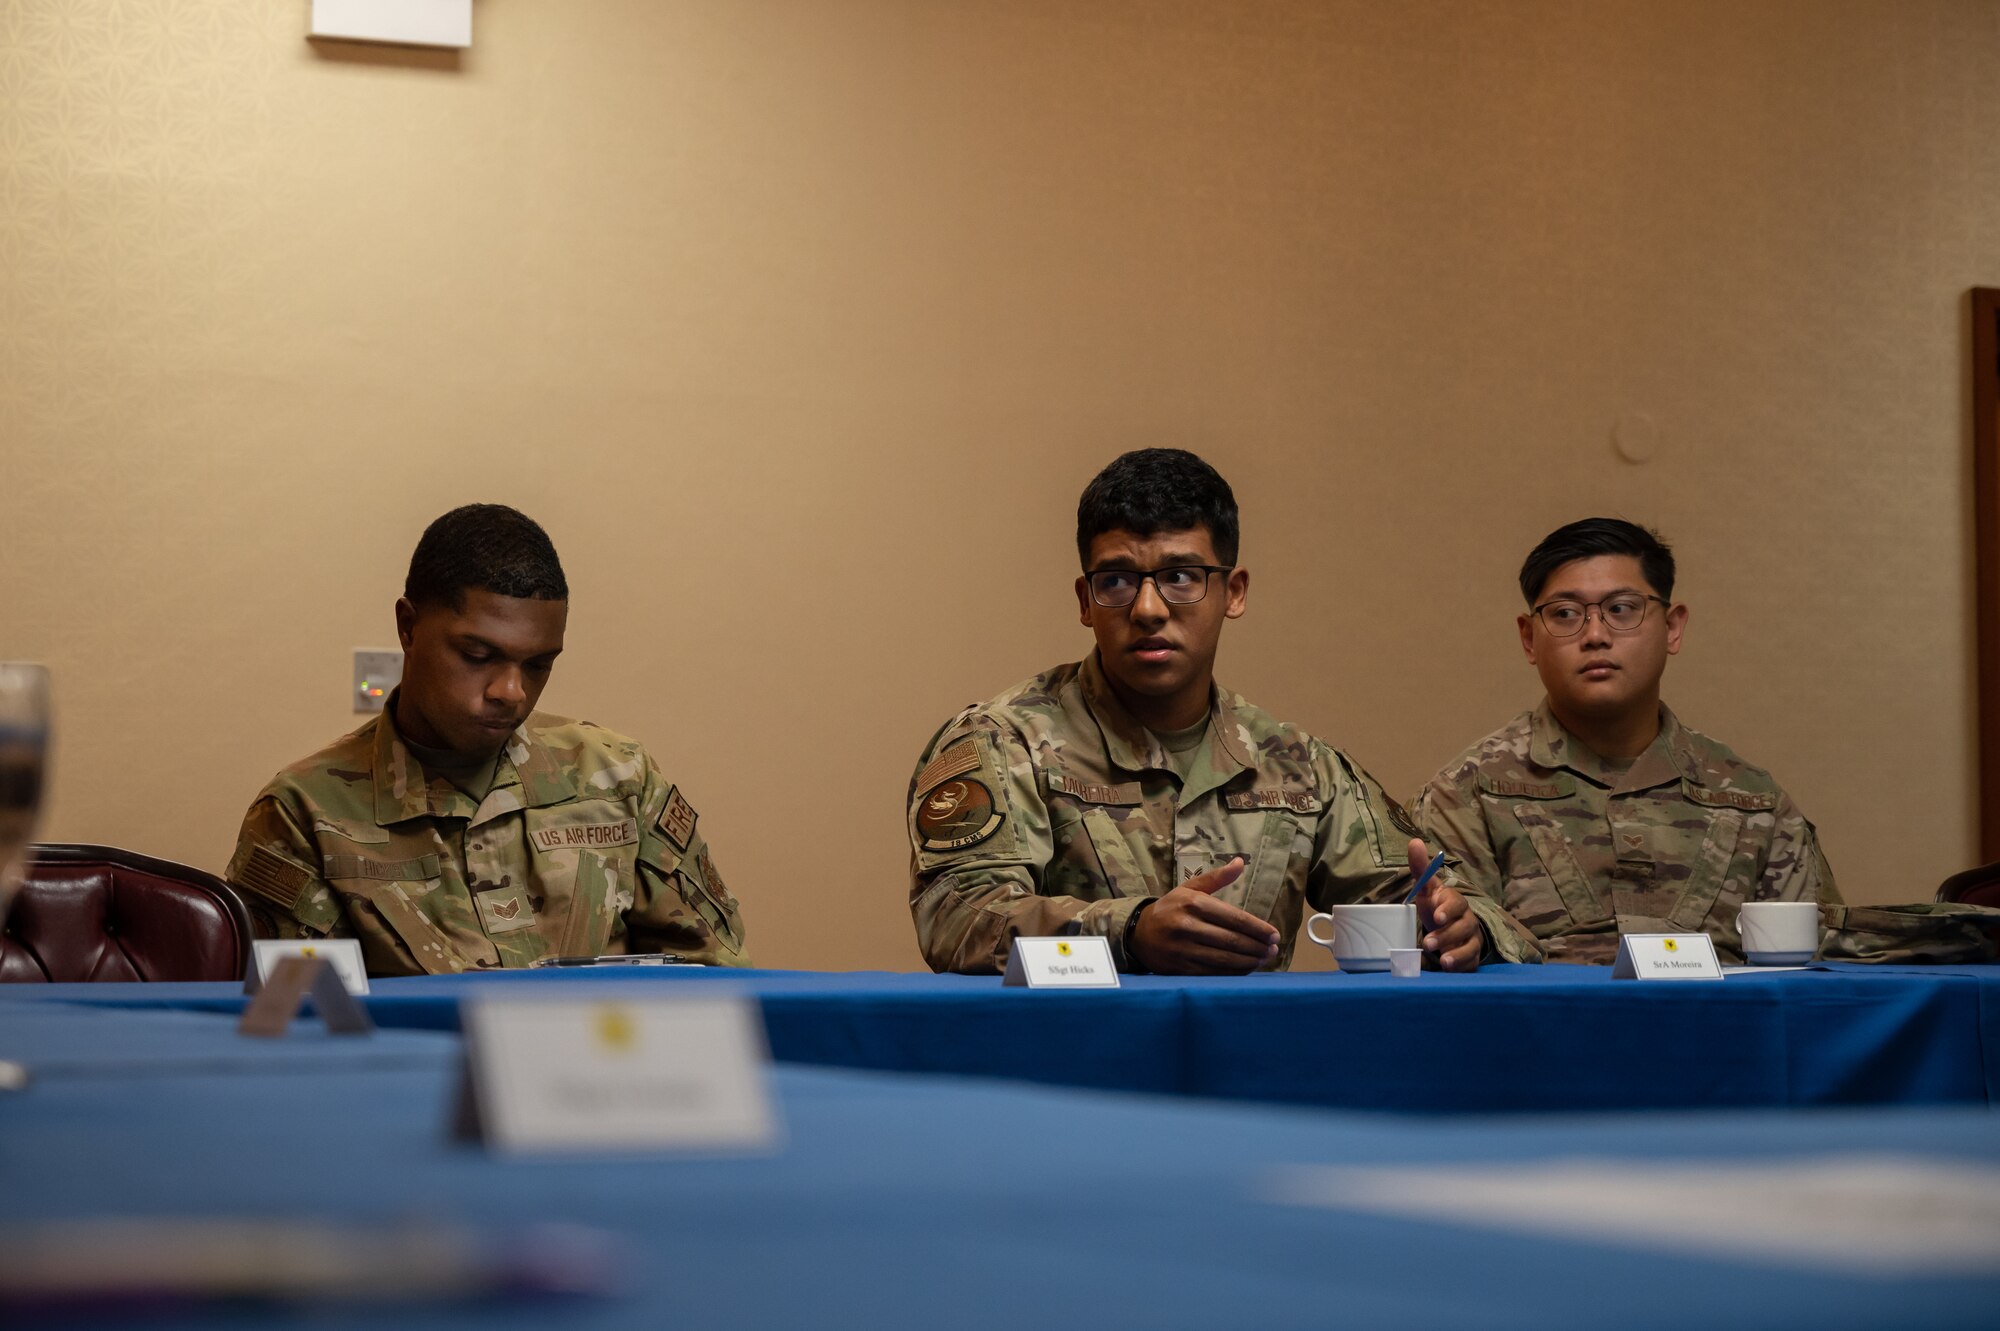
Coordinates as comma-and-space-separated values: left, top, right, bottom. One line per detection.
1085, 564, 1234, 609
1531, 594, 1669, 637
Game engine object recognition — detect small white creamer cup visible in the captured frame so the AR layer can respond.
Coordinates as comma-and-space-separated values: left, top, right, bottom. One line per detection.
1387, 948, 1422, 978
1738, 900, 1821, 965
1306, 903, 1419, 973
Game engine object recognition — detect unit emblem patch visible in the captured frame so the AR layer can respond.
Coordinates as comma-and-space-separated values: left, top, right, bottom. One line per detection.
915, 778, 1004, 851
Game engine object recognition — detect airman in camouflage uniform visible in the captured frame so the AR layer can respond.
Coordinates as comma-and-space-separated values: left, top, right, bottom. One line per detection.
1416, 517, 1845, 965
1415, 701, 1835, 965
229, 699, 746, 975
228, 503, 747, 976
908, 448, 1539, 975
909, 653, 1543, 973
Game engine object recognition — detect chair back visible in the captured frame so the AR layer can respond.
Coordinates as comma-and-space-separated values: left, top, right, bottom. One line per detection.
1937, 860, 2000, 910
2, 843, 254, 982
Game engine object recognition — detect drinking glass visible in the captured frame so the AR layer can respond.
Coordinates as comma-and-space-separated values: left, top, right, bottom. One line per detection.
0, 663, 52, 926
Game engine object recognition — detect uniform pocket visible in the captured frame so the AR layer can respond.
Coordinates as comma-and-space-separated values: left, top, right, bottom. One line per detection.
347, 878, 465, 975
1514, 808, 1602, 933
1081, 806, 1158, 899
1667, 808, 1746, 934
1227, 811, 1298, 922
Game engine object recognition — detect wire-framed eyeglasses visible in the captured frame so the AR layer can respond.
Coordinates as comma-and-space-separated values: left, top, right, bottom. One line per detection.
1531, 594, 1669, 637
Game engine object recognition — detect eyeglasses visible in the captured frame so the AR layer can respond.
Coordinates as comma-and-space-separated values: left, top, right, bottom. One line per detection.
1531, 594, 1669, 637
1085, 564, 1233, 609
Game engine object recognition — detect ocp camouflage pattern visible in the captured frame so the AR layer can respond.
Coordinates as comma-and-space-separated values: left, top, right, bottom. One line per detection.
1415, 702, 1836, 964
227, 708, 749, 976
907, 654, 1543, 973
1819, 901, 2000, 964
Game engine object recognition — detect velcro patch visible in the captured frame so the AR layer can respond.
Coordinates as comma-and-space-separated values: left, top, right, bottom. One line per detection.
236, 845, 312, 911
1224, 789, 1324, 814
1048, 772, 1142, 806
915, 778, 1005, 851
1684, 783, 1779, 812
914, 739, 982, 796
696, 847, 735, 909
474, 882, 538, 935
529, 819, 639, 853
658, 786, 698, 850
1384, 796, 1421, 838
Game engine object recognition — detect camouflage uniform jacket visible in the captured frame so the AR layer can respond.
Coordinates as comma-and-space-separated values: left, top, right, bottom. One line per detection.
1415, 701, 1838, 965
907, 655, 1542, 974
227, 705, 748, 976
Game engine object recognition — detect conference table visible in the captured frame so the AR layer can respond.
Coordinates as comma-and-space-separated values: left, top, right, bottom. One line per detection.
9, 962, 1998, 1114
4, 998, 1999, 1329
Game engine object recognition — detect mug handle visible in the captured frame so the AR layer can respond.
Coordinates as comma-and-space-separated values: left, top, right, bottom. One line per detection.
1305, 912, 1336, 946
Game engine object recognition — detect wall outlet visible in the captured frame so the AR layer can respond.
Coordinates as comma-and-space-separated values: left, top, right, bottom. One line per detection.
353, 649, 403, 713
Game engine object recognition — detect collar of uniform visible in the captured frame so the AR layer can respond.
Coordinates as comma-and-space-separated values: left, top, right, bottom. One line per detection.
1182, 689, 1258, 804
1528, 699, 1697, 792
371, 701, 444, 826
1650, 704, 1703, 786
1077, 652, 1255, 784
370, 695, 559, 826
504, 715, 585, 810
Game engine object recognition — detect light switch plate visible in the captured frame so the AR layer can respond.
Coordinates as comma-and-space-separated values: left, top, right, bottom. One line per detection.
353, 649, 403, 714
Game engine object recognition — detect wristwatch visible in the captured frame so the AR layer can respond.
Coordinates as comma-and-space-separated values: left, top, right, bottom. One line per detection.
1120, 899, 1155, 973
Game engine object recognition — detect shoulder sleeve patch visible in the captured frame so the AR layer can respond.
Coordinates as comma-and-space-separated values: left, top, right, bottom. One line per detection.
914, 777, 1005, 852
914, 738, 982, 797
658, 785, 698, 851
235, 844, 313, 912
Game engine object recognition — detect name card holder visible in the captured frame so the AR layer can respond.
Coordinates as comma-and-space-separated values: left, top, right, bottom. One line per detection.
1612, 933, 1723, 981
247, 939, 371, 995
238, 956, 376, 1037
1002, 936, 1119, 988
452, 992, 780, 1156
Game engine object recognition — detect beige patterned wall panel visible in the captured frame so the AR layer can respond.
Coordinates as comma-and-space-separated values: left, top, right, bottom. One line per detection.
2, 0, 1995, 970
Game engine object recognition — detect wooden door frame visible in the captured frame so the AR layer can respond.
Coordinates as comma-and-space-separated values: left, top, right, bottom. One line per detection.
1974, 288, 2000, 862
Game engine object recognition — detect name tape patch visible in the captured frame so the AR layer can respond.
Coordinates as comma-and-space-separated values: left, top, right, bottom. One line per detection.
1224, 789, 1322, 814
529, 819, 640, 853
1479, 778, 1569, 799
1684, 785, 1780, 811
1048, 772, 1141, 806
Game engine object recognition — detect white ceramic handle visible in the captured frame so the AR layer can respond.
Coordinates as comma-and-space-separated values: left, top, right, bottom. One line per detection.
1306, 912, 1336, 946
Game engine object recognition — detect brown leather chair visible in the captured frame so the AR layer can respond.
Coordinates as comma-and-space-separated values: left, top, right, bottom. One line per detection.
1937, 860, 2000, 909
2, 843, 254, 982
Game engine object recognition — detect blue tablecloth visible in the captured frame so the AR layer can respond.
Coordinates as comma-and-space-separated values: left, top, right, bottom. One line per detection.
2, 1003, 1996, 1330
8, 963, 1998, 1113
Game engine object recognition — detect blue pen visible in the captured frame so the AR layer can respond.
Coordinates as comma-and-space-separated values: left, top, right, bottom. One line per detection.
1404, 849, 1448, 902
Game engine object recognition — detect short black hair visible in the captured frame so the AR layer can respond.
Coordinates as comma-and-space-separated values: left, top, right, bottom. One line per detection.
1076, 449, 1240, 567
404, 504, 568, 610
1518, 518, 1675, 605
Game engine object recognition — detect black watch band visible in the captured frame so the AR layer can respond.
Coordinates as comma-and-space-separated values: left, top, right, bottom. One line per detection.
1121, 899, 1155, 973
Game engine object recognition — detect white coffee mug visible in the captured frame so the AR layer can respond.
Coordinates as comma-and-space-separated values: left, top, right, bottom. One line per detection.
1738, 900, 1821, 965
1306, 903, 1418, 973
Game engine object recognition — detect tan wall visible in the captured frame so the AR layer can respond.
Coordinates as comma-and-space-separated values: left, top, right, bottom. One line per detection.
4, 0, 1995, 971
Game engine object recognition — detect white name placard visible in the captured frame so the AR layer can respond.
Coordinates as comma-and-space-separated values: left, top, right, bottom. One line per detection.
1002, 936, 1119, 988
455, 993, 779, 1155
247, 939, 370, 995
1612, 933, 1722, 981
